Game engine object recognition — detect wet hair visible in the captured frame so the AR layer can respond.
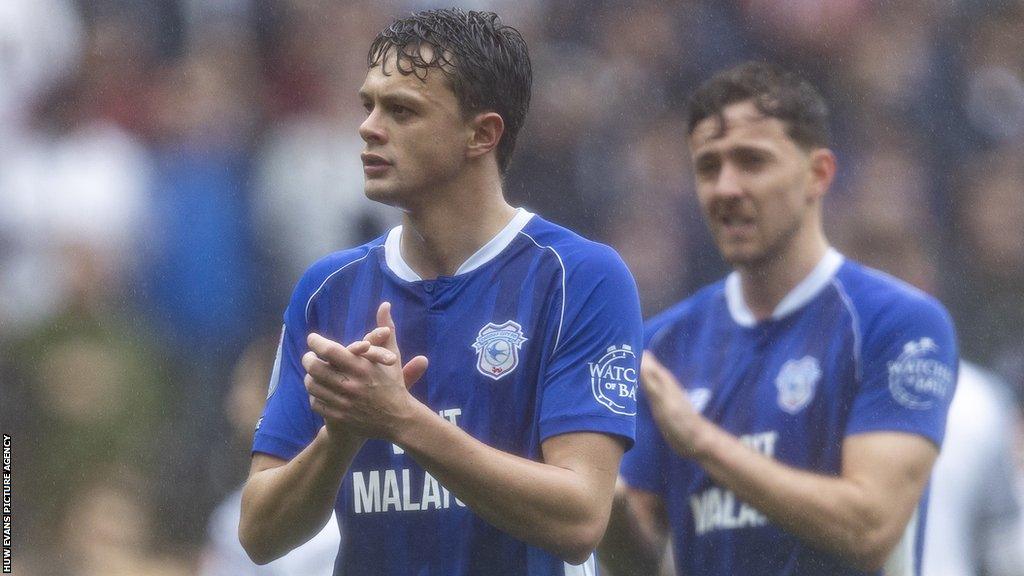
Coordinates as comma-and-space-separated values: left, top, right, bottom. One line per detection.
687, 61, 830, 150
368, 8, 532, 173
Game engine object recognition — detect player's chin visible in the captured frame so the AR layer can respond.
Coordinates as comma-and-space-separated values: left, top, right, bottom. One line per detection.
717, 241, 763, 267
363, 183, 401, 206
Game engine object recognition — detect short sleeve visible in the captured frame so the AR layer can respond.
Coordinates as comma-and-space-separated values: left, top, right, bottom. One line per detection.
252, 272, 324, 460
845, 295, 958, 447
619, 390, 668, 495
537, 246, 644, 448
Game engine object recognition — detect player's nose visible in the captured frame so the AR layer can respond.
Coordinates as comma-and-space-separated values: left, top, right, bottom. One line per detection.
359, 109, 387, 145
710, 163, 744, 198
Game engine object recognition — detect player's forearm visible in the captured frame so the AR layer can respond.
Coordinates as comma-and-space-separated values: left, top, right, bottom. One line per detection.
239, 427, 363, 564
393, 403, 612, 564
679, 421, 897, 570
598, 486, 667, 576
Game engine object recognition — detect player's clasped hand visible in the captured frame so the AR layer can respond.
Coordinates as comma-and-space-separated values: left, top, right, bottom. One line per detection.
302, 301, 429, 442
640, 352, 705, 458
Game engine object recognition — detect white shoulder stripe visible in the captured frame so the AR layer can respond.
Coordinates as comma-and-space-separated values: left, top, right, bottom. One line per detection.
517, 230, 567, 354
562, 554, 596, 576
830, 278, 863, 384
303, 248, 378, 325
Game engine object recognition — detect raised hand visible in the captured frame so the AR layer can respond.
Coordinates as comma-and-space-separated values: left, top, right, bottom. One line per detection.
355, 302, 429, 388
302, 302, 428, 441
640, 352, 705, 458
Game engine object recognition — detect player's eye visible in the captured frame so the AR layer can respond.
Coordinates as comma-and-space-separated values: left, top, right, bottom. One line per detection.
695, 158, 720, 179
362, 101, 374, 115
391, 104, 412, 118
735, 150, 769, 171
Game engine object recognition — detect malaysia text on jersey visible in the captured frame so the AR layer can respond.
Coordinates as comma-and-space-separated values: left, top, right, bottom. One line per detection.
255, 209, 643, 576
622, 249, 958, 576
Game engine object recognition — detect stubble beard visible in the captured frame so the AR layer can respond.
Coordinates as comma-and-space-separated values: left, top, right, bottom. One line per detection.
721, 215, 804, 275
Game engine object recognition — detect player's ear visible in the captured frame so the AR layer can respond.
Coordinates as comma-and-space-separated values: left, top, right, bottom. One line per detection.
807, 148, 836, 201
466, 111, 504, 161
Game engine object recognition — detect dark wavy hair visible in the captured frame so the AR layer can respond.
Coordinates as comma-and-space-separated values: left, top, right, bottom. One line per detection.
687, 62, 830, 150
368, 8, 532, 174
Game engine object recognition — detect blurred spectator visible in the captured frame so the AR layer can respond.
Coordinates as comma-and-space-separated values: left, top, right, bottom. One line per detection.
4, 250, 169, 566
0, 2, 152, 338
946, 148, 1024, 375
252, 1, 397, 299
56, 468, 190, 576
0, 0, 83, 138
960, 2, 1024, 146
842, 3, 946, 119
0, 121, 152, 335
923, 363, 1024, 576
199, 335, 340, 576
608, 113, 701, 315
141, 25, 262, 352
737, 0, 871, 56
138, 29, 268, 547
506, 42, 628, 237
830, 138, 939, 292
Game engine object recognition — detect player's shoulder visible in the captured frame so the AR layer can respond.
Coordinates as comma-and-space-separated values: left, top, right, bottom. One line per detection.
833, 260, 957, 358
832, 258, 955, 347
519, 214, 632, 276
645, 280, 726, 344
292, 234, 387, 300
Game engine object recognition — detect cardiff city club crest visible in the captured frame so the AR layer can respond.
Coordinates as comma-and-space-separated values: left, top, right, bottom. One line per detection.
472, 321, 528, 381
775, 356, 821, 415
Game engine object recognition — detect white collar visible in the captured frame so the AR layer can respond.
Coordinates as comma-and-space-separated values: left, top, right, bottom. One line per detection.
384, 208, 534, 282
725, 248, 844, 327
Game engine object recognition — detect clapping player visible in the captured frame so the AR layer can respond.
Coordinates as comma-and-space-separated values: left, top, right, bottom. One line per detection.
239, 9, 643, 576
600, 62, 958, 576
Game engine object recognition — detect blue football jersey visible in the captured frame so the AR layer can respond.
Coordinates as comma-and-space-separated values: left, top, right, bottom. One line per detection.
254, 209, 643, 576
622, 249, 958, 576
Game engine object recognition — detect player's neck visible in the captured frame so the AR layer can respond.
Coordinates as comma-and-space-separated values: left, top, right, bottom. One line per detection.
738, 226, 830, 321
399, 175, 516, 279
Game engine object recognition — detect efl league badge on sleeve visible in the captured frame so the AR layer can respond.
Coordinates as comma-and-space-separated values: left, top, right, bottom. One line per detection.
775, 356, 821, 415
473, 320, 528, 381
888, 337, 954, 410
589, 345, 638, 416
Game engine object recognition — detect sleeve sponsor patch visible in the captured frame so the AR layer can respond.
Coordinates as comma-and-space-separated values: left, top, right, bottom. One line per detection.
888, 337, 955, 410
589, 344, 638, 415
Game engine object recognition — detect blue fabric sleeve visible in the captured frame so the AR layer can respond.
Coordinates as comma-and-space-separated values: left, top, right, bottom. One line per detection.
538, 245, 644, 449
620, 315, 681, 495
252, 269, 325, 460
619, 389, 668, 495
845, 295, 958, 447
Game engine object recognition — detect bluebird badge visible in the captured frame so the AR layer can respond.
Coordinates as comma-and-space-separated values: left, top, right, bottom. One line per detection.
775, 356, 821, 415
473, 320, 528, 381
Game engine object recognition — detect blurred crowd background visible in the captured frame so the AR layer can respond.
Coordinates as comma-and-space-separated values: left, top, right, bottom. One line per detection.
1, 0, 1022, 573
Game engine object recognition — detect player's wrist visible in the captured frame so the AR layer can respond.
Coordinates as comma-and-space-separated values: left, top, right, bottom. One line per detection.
319, 424, 365, 453
683, 415, 719, 461
387, 398, 435, 449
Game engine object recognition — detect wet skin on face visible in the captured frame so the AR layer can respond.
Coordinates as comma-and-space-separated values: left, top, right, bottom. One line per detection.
357, 47, 474, 209
688, 101, 818, 269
